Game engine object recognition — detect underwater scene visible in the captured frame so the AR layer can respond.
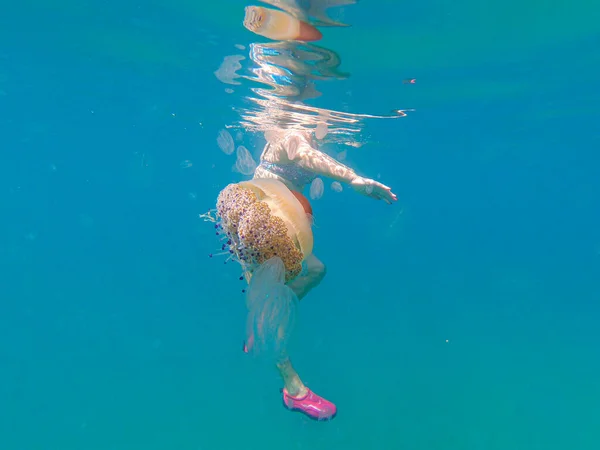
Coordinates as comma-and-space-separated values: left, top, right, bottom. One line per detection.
1, 0, 599, 449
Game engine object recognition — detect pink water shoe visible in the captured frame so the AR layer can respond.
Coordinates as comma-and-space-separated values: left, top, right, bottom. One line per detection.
282, 388, 337, 420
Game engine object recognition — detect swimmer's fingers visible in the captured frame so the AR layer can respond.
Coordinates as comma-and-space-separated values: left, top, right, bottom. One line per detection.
381, 193, 394, 204
352, 177, 398, 204
371, 184, 397, 204
376, 182, 397, 200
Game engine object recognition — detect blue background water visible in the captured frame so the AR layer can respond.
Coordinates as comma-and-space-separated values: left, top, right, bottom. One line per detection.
1, 1, 599, 449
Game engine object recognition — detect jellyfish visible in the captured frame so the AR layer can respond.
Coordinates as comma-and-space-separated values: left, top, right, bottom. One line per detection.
233, 146, 257, 175
212, 177, 313, 281
331, 181, 343, 193
209, 178, 313, 360
217, 129, 235, 155
315, 122, 328, 140
239, 178, 313, 264
309, 177, 324, 200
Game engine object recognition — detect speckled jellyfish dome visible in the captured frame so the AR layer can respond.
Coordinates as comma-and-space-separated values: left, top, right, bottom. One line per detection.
216, 178, 313, 282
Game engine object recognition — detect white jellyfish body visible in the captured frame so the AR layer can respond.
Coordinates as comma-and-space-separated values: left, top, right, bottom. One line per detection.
217, 129, 235, 155
309, 177, 324, 200
234, 145, 257, 175
315, 122, 328, 140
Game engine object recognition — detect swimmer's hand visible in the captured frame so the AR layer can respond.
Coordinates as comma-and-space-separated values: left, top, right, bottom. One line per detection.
350, 176, 397, 204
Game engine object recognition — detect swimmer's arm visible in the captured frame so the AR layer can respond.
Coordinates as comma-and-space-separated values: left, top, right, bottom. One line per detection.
287, 138, 357, 184
284, 134, 397, 203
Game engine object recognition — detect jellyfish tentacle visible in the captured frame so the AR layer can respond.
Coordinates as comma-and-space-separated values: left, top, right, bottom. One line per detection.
245, 256, 298, 361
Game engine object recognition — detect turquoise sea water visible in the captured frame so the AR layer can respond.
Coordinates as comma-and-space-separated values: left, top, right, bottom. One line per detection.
1, 1, 599, 449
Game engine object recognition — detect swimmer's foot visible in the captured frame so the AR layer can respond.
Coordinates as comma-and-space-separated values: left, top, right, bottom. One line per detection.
282, 387, 337, 421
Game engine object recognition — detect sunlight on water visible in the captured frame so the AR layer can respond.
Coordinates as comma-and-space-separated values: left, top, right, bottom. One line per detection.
213, 0, 411, 147
258, 0, 356, 27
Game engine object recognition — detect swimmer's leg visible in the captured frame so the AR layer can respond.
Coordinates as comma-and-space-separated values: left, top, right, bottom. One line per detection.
277, 357, 307, 397
286, 254, 327, 301
275, 254, 325, 391
277, 256, 335, 420
244, 256, 335, 420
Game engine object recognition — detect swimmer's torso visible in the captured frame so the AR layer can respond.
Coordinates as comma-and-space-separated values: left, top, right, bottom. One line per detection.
254, 131, 317, 192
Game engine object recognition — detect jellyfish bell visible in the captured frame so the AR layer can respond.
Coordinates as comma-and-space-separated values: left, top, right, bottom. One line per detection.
239, 178, 313, 261
214, 177, 313, 282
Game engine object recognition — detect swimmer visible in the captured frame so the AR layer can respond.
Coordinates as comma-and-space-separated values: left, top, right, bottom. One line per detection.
209, 129, 397, 421
254, 130, 396, 419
